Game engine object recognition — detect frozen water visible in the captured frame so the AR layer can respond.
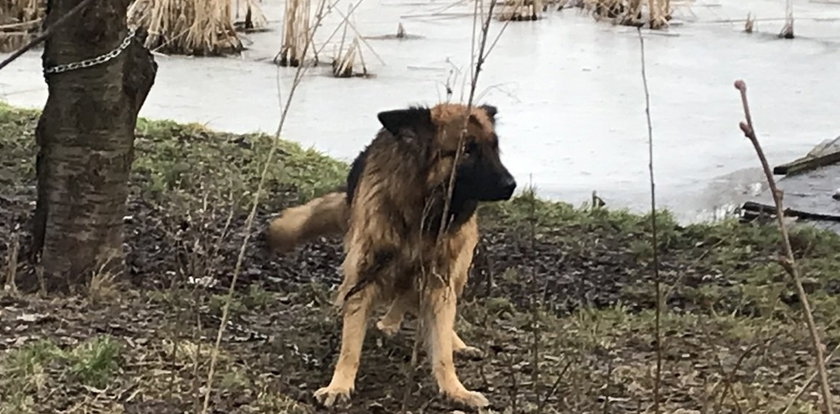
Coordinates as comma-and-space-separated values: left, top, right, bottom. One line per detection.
2, 0, 839, 223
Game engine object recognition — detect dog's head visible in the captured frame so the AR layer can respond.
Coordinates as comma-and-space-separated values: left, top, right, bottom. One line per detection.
376, 102, 517, 204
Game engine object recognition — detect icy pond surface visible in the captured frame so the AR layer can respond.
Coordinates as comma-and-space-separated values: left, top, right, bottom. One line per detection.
2, 0, 839, 223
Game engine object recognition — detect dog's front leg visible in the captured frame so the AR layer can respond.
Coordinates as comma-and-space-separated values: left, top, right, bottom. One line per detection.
314, 284, 376, 407
424, 285, 490, 408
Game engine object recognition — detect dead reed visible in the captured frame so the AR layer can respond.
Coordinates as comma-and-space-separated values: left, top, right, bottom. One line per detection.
276, 0, 312, 66
332, 37, 367, 77
128, 0, 243, 56
233, 0, 268, 31
497, 0, 544, 21
330, 8, 368, 78
572, 0, 670, 29
780, 0, 794, 38
0, 0, 42, 53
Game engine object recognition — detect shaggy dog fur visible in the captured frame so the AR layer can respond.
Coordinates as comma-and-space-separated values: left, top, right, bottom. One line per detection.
266, 102, 516, 408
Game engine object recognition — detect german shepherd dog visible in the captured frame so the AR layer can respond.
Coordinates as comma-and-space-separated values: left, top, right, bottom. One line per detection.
266, 102, 516, 408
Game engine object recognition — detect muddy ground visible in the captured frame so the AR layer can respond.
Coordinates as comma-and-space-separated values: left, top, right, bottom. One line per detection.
1, 105, 840, 413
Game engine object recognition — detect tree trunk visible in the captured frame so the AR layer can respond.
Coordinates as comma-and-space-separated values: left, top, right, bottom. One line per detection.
31, 0, 157, 293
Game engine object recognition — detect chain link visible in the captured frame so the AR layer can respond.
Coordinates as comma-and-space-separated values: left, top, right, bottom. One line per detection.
43, 28, 136, 75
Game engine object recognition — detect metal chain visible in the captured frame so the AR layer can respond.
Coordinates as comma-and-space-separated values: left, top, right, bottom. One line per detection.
43, 28, 136, 75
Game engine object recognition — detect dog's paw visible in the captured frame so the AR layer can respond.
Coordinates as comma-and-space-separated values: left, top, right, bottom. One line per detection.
376, 319, 400, 337
445, 389, 490, 408
314, 385, 352, 407
454, 345, 485, 361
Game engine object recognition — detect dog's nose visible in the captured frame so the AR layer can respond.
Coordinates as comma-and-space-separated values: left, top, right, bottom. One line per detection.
501, 174, 517, 194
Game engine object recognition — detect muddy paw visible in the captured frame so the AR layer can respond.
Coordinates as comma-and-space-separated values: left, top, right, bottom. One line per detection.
454, 346, 485, 361
314, 385, 352, 407
446, 389, 490, 408
376, 319, 400, 337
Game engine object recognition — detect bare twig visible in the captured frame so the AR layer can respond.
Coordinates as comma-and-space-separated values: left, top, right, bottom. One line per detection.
715, 339, 770, 412
637, 28, 663, 414
333, 5, 386, 66
437, 0, 499, 244
528, 181, 542, 405
539, 357, 575, 410
198, 0, 332, 412
0, 0, 97, 73
400, 0, 503, 411
733, 79, 834, 414
4, 230, 20, 294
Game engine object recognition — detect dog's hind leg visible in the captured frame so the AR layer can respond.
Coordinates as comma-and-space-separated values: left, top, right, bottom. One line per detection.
452, 329, 484, 360
423, 285, 490, 408
376, 292, 414, 337
314, 283, 377, 407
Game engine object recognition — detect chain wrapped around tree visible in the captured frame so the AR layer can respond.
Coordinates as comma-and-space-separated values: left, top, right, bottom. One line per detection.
30, 0, 157, 292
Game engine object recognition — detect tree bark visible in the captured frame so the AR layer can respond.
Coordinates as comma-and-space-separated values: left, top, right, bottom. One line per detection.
31, 0, 157, 292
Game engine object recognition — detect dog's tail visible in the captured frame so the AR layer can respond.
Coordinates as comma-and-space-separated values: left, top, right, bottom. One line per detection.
266, 191, 349, 254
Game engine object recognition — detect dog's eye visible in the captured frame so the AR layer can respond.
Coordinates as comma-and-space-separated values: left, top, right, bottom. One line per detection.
463, 142, 477, 155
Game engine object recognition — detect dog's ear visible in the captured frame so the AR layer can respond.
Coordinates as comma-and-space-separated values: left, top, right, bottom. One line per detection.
377, 107, 433, 137
480, 104, 498, 123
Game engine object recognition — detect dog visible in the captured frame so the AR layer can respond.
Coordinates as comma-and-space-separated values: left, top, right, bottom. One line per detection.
266, 102, 516, 408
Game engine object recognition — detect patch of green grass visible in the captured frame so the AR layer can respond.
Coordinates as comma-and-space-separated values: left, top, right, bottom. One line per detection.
209, 293, 245, 315
0, 104, 345, 213
0, 336, 121, 413
243, 283, 273, 309
208, 285, 274, 315
0, 339, 63, 413
131, 119, 345, 213
68, 336, 120, 388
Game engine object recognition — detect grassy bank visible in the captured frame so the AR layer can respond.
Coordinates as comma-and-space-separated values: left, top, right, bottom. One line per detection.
1, 103, 838, 413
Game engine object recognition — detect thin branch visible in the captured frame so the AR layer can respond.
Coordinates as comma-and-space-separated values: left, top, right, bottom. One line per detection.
733, 79, 834, 414
437, 0, 499, 244
198, 0, 332, 412
539, 357, 575, 411
637, 27, 662, 414
0, 0, 97, 73
399, 0, 503, 410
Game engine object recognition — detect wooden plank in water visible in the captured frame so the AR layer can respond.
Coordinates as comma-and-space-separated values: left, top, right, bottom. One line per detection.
741, 201, 840, 222
773, 149, 840, 176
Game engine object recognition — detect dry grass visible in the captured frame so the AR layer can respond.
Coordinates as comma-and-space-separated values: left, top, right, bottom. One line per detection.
571, 0, 670, 29
330, 13, 368, 78
496, 0, 548, 21
497, 0, 545, 21
276, 0, 312, 66
233, 0, 269, 31
332, 37, 366, 77
0, 0, 42, 53
128, 0, 243, 56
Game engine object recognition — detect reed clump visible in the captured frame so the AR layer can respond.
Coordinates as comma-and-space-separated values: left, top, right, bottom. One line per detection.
332, 37, 368, 77
0, 0, 43, 53
275, 0, 312, 67
497, 0, 545, 21
128, 0, 243, 56
569, 0, 670, 29
233, 0, 269, 31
